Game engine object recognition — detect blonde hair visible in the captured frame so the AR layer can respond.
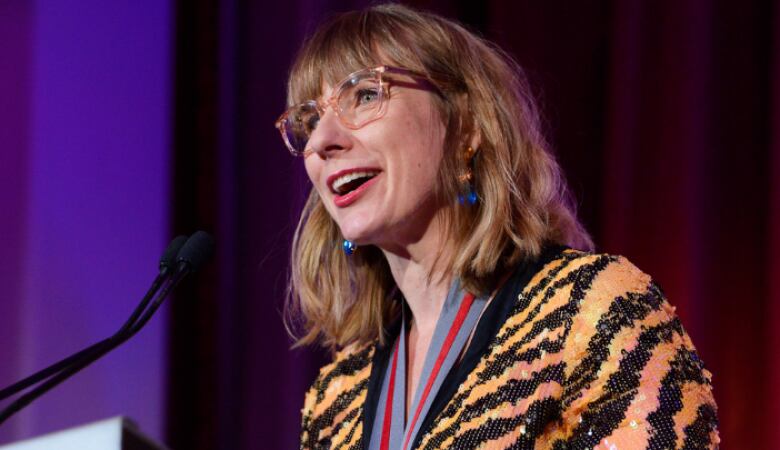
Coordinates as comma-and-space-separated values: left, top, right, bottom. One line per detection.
285, 3, 593, 350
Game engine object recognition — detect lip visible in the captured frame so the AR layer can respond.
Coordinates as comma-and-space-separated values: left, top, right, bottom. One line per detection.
332, 173, 381, 208
326, 167, 382, 193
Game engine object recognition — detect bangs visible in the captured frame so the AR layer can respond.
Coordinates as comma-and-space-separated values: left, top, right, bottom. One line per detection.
287, 8, 443, 105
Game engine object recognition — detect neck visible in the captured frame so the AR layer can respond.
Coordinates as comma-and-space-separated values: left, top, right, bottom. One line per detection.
380, 218, 453, 335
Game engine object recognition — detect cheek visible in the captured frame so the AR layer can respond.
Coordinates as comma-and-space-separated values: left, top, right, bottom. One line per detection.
303, 158, 322, 190
303, 157, 338, 215
407, 120, 446, 177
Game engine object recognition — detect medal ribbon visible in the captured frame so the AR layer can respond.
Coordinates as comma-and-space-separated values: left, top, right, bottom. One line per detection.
379, 292, 475, 450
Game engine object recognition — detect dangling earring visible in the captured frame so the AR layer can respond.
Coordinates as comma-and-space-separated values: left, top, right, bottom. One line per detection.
457, 146, 478, 205
342, 239, 356, 256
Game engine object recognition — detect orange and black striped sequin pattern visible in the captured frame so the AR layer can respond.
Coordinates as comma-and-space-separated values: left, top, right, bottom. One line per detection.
300, 251, 719, 449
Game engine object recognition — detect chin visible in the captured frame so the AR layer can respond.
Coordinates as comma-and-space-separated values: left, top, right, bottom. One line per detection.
337, 218, 380, 245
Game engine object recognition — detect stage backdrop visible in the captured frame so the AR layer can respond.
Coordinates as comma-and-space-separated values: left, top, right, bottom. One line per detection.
168, 0, 779, 449
0, 0, 172, 445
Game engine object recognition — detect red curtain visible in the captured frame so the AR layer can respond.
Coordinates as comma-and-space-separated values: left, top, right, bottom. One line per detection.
488, 2, 778, 445
769, 0, 780, 445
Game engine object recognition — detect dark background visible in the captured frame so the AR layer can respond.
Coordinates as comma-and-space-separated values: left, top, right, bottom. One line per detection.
169, 1, 779, 448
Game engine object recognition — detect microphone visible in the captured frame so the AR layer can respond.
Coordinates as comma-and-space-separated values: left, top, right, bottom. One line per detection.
126, 231, 215, 335
161, 235, 189, 272
175, 230, 216, 273
0, 232, 213, 425
120, 235, 189, 335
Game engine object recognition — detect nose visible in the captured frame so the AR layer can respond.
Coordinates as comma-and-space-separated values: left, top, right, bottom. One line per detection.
306, 107, 351, 158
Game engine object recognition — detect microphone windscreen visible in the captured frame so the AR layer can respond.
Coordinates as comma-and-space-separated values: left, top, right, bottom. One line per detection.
176, 231, 215, 272
160, 235, 188, 271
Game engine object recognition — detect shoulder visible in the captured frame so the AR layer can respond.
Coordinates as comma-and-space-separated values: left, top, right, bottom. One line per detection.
518, 248, 709, 388
493, 249, 672, 362
527, 249, 692, 333
520, 249, 720, 446
300, 342, 374, 449
529, 248, 650, 290
520, 249, 662, 318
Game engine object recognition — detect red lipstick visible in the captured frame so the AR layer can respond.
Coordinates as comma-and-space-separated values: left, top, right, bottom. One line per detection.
333, 174, 380, 208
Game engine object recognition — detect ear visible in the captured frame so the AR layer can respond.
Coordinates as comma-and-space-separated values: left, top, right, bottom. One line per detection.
468, 128, 482, 152
459, 95, 481, 152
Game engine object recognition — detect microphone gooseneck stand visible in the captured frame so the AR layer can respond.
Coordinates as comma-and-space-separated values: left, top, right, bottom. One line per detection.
0, 235, 188, 402
0, 231, 214, 426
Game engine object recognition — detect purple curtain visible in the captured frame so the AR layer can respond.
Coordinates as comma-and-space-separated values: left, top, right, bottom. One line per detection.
168, 1, 778, 449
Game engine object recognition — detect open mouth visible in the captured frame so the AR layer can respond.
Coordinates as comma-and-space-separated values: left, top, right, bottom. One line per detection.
330, 170, 380, 195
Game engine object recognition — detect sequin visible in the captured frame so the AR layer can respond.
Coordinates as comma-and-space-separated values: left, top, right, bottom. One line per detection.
300, 252, 720, 449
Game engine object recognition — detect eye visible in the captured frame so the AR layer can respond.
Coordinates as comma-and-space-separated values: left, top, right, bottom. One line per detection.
290, 106, 320, 135
355, 88, 380, 106
303, 113, 320, 134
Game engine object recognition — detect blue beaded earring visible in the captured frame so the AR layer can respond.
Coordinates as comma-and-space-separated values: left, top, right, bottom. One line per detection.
457, 146, 478, 206
342, 239, 356, 256
457, 187, 478, 205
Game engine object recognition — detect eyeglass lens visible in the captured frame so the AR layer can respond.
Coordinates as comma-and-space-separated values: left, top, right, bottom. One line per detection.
282, 71, 384, 154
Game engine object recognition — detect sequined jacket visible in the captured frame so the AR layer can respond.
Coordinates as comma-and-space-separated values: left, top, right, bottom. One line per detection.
300, 249, 720, 449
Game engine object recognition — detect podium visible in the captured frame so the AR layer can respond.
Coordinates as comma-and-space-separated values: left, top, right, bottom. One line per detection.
0, 417, 169, 450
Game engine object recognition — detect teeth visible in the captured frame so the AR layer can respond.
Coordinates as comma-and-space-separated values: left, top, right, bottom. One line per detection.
332, 171, 379, 194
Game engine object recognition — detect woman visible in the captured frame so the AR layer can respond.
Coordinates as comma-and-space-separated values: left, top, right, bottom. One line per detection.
276, 4, 719, 449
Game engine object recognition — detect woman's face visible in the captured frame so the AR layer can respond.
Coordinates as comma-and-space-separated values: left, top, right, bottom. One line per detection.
303, 71, 448, 251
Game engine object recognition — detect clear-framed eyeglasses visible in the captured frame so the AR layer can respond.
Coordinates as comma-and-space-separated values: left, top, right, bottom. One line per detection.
275, 65, 439, 156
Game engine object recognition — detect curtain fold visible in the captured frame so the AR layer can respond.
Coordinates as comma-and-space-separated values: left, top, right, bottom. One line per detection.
767, 0, 780, 444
